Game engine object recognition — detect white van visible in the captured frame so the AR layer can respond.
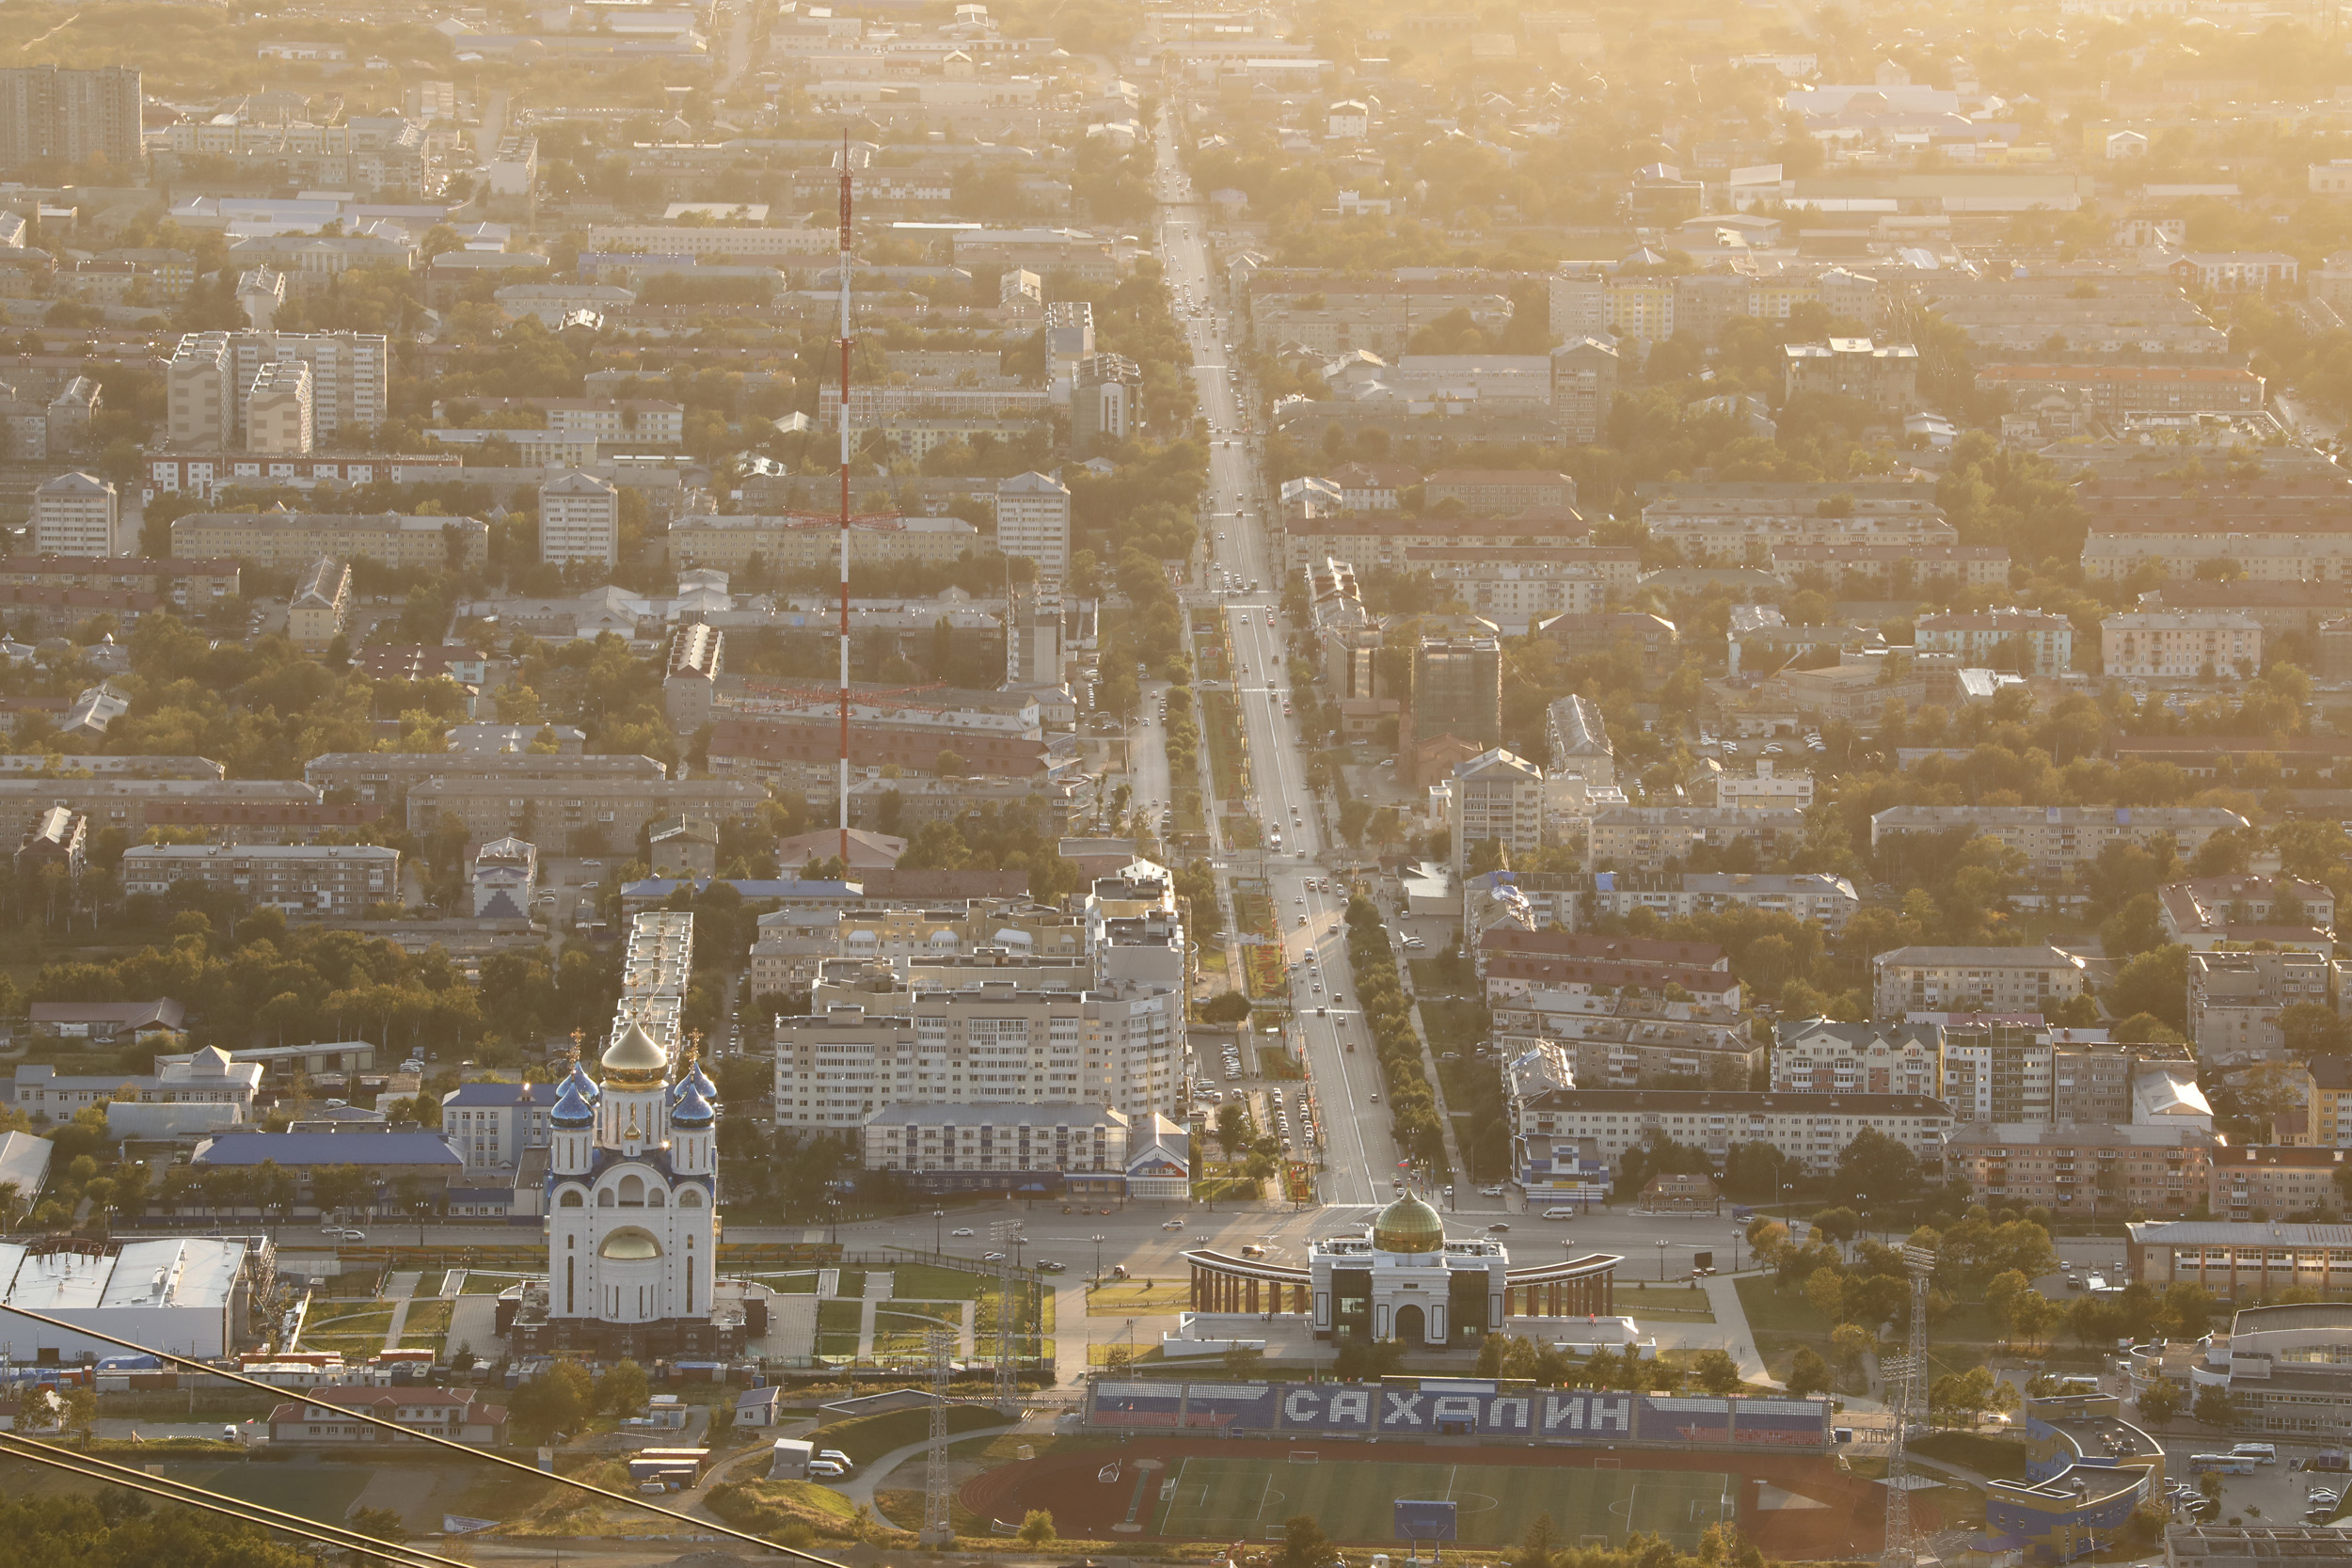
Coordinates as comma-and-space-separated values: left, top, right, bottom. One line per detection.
1543, 1206, 1578, 1221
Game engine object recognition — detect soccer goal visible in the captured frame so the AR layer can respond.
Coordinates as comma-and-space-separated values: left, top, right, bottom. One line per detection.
1595, 1457, 1622, 1470
1289, 1450, 1319, 1465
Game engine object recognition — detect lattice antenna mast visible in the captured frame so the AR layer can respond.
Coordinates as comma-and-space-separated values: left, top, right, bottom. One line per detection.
832, 130, 855, 866
779, 133, 907, 862
1881, 1243, 1937, 1568
992, 1217, 1023, 1412
920, 1325, 954, 1546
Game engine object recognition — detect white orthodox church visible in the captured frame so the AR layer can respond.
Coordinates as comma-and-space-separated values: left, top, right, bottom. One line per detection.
520, 1022, 744, 1358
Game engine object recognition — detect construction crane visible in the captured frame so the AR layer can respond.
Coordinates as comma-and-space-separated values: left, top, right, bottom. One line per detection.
774, 131, 908, 864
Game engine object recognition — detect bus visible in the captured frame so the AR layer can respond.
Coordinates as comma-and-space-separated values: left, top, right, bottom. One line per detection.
2233, 1443, 2280, 1465
2192, 1454, 2257, 1475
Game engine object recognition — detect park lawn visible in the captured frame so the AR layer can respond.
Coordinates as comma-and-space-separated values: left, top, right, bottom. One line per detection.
819, 1403, 1010, 1465
1613, 1284, 1718, 1322
1088, 1281, 1192, 1315
461, 1271, 532, 1295
891, 1263, 993, 1301
877, 1300, 961, 1325
403, 1299, 454, 1337
834, 1269, 866, 1298
1407, 958, 1475, 997
1734, 1275, 1831, 1384
298, 1301, 393, 1352
1420, 998, 1489, 1053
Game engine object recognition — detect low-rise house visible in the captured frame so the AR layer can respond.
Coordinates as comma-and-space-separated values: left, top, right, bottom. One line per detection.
266, 1386, 507, 1446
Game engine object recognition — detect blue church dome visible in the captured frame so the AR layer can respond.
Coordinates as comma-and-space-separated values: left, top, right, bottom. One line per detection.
550, 1079, 595, 1129
670, 1082, 715, 1128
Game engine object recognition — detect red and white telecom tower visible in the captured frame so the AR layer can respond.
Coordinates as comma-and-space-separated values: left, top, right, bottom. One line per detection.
786, 134, 903, 864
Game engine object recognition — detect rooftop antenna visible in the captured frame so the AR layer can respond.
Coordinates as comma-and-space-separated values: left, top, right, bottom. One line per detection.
785, 128, 904, 863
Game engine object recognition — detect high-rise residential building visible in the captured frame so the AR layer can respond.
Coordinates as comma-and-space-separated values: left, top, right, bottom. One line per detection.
166, 331, 388, 446
167, 334, 235, 449
539, 469, 620, 565
1449, 748, 1544, 874
1407, 632, 1502, 750
0, 66, 142, 170
1552, 337, 1619, 445
244, 360, 312, 454
1073, 353, 1139, 454
31, 470, 116, 557
995, 470, 1071, 594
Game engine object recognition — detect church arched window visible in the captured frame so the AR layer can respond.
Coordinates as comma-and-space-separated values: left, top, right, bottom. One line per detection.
617, 1173, 645, 1206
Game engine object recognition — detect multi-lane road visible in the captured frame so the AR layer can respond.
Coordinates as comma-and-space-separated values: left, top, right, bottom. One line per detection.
1149, 127, 1408, 1216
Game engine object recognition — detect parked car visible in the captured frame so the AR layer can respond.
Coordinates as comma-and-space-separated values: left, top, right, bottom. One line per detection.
807, 1459, 849, 1480
952, 1227, 976, 1238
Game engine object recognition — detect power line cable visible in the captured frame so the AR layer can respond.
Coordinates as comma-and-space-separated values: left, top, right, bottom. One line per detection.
0, 1431, 474, 1566
0, 1298, 842, 1565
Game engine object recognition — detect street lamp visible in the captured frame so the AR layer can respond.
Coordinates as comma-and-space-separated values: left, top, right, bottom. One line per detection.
1656, 1239, 1669, 1283
933, 1209, 945, 1254
1091, 1233, 1107, 1290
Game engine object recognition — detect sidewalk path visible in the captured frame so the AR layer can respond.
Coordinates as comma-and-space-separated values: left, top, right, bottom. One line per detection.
1698, 1272, 1775, 1388
381, 1269, 421, 1354
840, 1422, 1031, 1512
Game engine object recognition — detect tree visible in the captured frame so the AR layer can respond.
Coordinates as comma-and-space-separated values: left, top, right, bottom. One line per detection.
598, 1357, 650, 1416
1200, 991, 1251, 1024
2193, 1386, 2239, 1430
2137, 1377, 2185, 1426
1692, 1348, 1743, 1395
58, 1384, 95, 1447
1785, 1347, 1832, 1398
1811, 1207, 1861, 1250
511, 1359, 594, 1442
1215, 1101, 1249, 1159
1832, 1127, 1919, 1205
1804, 1265, 1846, 1324
1017, 1511, 1057, 1545
1514, 1513, 1557, 1568
348, 1507, 407, 1545
1274, 1515, 1338, 1568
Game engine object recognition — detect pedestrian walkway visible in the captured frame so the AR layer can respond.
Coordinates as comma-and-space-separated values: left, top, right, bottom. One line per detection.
1697, 1272, 1774, 1388
380, 1269, 421, 1354
1403, 995, 1468, 1178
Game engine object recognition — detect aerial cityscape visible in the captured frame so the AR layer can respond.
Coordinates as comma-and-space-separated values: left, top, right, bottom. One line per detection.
0, 0, 2345, 1565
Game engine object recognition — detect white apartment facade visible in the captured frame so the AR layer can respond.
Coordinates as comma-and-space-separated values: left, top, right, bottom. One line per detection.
539, 470, 621, 566
774, 980, 1181, 1128
1870, 945, 2090, 1019
2102, 611, 2263, 679
31, 471, 117, 557
1718, 758, 1812, 810
1450, 749, 1544, 874
167, 330, 388, 445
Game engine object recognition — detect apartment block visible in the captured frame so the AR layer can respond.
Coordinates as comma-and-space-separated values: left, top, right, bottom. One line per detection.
540, 469, 621, 566
1868, 805, 2249, 879
662, 624, 723, 731
1422, 469, 1577, 514
440, 1080, 558, 1174
1781, 339, 1920, 411
669, 514, 978, 574
1717, 758, 1812, 811
284, 556, 351, 652
1546, 695, 1613, 787
1498, 1022, 1762, 1096
994, 470, 1071, 594
1449, 749, 1544, 875
1948, 1120, 2215, 1220
167, 331, 388, 444
0, 778, 316, 846
1915, 610, 2075, 676
1589, 806, 1808, 872
862, 1103, 1159, 1195
2303, 1055, 2352, 1148
305, 750, 666, 815
2189, 949, 2332, 1064
245, 360, 312, 455
2103, 611, 2263, 678
170, 512, 488, 573
0, 66, 142, 168
405, 775, 765, 851
119, 842, 399, 916
1564, 871, 1859, 931
2211, 1146, 2351, 1221
1772, 1018, 1941, 1098
1871, 946, 2090, 1019
774, 980, 1182, 1127
2159, 875, 2336, 950
1511, 1088, 1956, 1195
30, 470, 116, 557
1406, 633, 1502, 752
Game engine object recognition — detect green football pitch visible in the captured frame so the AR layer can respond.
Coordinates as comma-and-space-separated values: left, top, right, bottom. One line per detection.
1151, 1453, 1736, 1549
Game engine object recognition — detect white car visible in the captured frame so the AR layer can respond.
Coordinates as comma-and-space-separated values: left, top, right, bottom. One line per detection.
1162, 1218, 1186, 1230
951, 1227, 976, 1238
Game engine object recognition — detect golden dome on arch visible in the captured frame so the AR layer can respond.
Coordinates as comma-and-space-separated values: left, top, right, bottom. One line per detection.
1372, 1193, 1446, 1254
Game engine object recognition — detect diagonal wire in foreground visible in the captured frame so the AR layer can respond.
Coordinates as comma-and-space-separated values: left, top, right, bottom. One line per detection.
0, 1296, 846, 1563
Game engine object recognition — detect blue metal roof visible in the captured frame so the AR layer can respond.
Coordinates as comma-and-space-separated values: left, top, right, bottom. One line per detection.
194, 1132, 461, 1166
